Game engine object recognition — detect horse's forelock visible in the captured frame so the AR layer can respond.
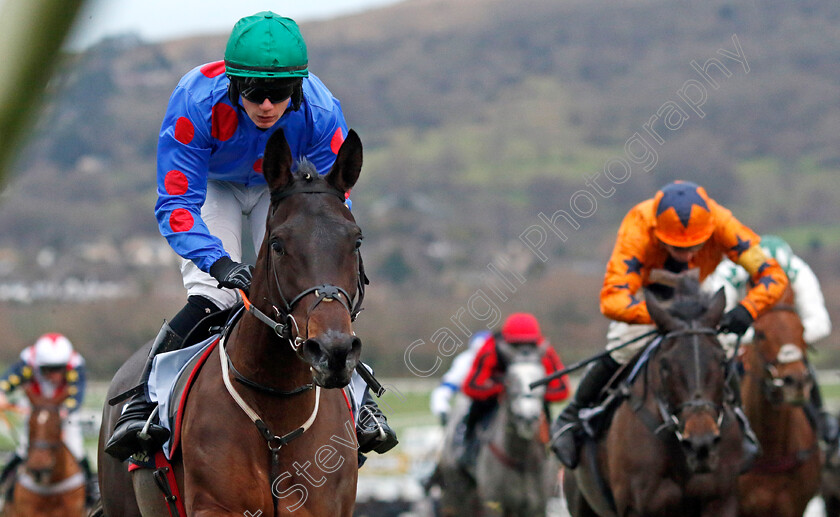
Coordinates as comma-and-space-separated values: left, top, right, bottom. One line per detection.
668, 276, 714, 324
291, 158, 319, 180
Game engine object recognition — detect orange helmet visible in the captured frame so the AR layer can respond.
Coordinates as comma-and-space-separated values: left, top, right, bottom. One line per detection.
653, 181, 715, 247
501, 313, 543, 344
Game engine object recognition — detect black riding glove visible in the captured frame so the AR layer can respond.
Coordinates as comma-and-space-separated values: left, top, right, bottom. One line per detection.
209, 257, 254, 292
719, 305, 754, 336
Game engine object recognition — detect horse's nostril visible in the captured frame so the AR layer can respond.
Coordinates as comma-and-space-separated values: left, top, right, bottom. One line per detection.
302, 339, 326, 363
350, 336, 362, 357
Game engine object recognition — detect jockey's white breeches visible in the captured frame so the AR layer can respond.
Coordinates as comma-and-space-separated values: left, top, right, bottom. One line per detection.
181, 180, 271, 310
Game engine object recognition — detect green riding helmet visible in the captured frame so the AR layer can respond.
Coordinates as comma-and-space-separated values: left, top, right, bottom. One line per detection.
224, 11, 309, 110
760, 234, 794, 277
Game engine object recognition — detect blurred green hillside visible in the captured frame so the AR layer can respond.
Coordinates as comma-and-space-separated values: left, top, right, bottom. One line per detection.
1, 0, 840, 378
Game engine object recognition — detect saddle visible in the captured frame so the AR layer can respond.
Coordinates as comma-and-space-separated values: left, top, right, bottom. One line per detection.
578, 343, 657, 441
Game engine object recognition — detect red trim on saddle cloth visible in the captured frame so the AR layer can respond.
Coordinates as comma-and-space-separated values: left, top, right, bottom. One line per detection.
169, 338, 220, 455
128, 451, 186, 517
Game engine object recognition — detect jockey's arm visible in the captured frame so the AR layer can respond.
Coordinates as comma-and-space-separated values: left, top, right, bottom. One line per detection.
63, 364, 86, 413
730, 243, 788, 319
600, 206, 654, 325
0, 360, 32, 398
790, 256, 832, 344
541, 347, 570, 402
461, 342, 503, 401
713, 209, 788, 319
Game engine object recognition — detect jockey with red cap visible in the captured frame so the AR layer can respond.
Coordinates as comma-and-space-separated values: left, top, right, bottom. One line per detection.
549, 181, 788, 470
456, 313, 569, 469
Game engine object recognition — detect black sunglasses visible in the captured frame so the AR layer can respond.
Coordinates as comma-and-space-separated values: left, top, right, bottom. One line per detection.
238, 80, 295, 104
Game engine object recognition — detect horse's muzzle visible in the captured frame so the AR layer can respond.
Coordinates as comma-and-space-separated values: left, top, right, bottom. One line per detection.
681, 431, 721, 473
301, 331, 362, 388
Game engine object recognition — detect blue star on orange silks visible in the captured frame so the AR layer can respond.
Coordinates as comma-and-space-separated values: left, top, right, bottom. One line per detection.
614, 283, 630, 290
730, 235, 751, 256
757, 262, 770, 275
627, 294, 641, 308
624, 256, 643, 275
656, 182, 710, 227
756, 276, 777, 290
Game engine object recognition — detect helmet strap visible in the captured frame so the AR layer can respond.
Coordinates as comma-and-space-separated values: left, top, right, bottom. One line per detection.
290, 81, 303, 111
227, 79, 241, 108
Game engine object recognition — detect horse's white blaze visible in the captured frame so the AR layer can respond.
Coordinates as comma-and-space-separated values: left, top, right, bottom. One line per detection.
777, 343, 803, 364
37, 409, 49, 425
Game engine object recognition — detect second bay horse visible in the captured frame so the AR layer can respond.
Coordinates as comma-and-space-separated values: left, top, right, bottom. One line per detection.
738, 285, 821, 517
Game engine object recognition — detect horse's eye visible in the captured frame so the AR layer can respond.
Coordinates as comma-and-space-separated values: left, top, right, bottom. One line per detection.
754, 330, 766, 341
354, 238, 363, 250
271, 240, 285, 255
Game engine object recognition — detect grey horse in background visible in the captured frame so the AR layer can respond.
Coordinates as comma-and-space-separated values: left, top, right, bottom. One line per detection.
437, 343, 555, 516
475, 341, 553, 516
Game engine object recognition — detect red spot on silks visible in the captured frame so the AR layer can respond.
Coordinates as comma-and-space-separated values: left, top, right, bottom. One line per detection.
330, 127, 345, 155
169, 209, 194, 232
164, 170, 189, 195
211, 103, 238, 141
200, 61, 226, 78
253, 158, 263, 174
174, 117, 194, 144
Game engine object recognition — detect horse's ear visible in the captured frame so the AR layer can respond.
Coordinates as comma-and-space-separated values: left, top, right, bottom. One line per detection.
325, 129, 362, 194
701, 287, 727, 327
263, 129, 293, 191
645, 288, 683, 333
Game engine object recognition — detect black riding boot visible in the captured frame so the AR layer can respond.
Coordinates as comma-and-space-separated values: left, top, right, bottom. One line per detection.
455, 399, 495, 472
78, 457, 99, 507
804, 361, 839, 444
726, 369, 761, 473
550, 355, 620, 469
356, 389, 398, 455
0, 453, 22, 489
104, 322, 183, 461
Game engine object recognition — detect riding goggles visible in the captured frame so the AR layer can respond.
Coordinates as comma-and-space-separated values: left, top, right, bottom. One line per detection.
235, 77, 296, 104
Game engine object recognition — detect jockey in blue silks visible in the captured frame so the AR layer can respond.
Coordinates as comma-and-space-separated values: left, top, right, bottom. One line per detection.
105, 11, 397, 461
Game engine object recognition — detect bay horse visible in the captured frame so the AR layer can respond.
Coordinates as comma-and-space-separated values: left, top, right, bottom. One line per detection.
4, 385, 85, 517
738, 285, 821, 517
564, 279, 742, 517
438, 344, 553, 516
98, 128, 366, 516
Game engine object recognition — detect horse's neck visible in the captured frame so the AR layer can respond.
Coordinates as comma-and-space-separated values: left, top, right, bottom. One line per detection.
50, 444, 80, 483
227, 312, 313, 391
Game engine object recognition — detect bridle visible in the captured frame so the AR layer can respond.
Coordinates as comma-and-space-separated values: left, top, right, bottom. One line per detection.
747, 303, 809, 404
222, 175, 369, 514
649, 326, 728, 440
240, 175, 368, 355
